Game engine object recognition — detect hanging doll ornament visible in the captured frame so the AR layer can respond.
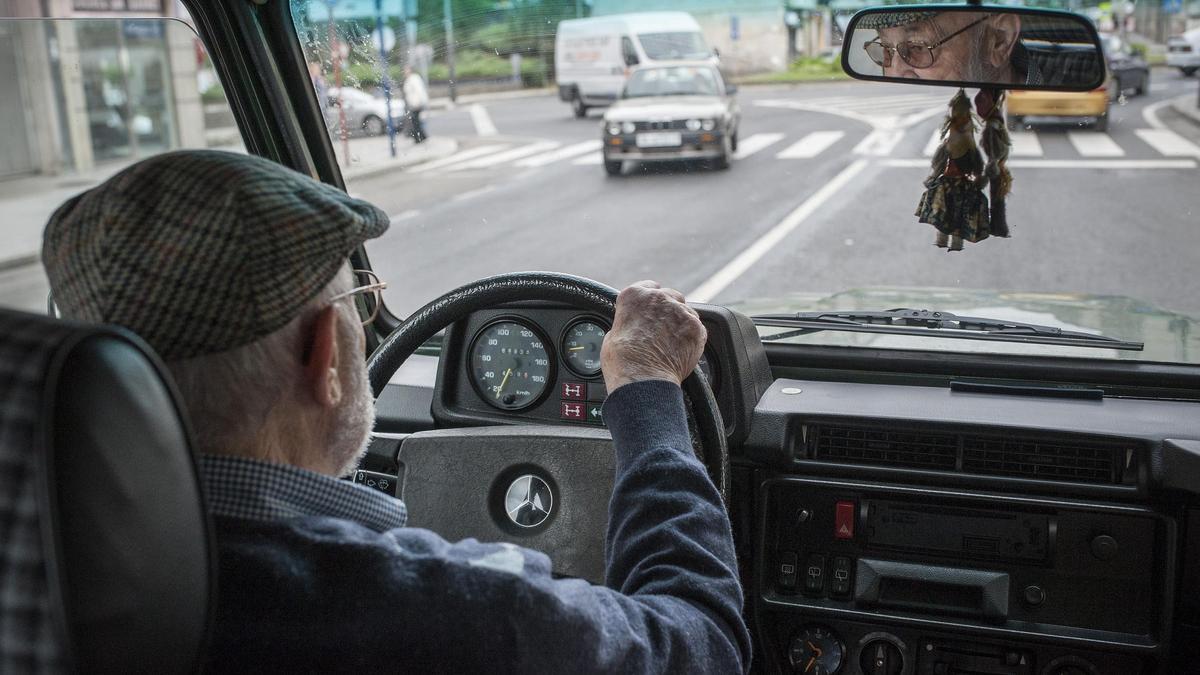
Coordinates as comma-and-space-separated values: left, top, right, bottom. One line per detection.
975, 88, 1013, 238
916, 89, 990, 251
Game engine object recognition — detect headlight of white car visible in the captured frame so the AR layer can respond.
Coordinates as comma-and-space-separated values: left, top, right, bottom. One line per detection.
607, 123, 622, 135
685, 119, 703, 131
701, 119, 717, 131
621, 121, 636, 134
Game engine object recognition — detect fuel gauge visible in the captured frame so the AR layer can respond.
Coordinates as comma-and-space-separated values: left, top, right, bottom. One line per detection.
562, 319, 607, 378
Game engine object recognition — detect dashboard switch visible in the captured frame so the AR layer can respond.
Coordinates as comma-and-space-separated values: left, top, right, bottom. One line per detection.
778, 552, 798, 592
835, 500, 855, 540
560, 402, 585, 420
561, 382, 586, 400
804, 553, 826, 594
830, 556, 853, 597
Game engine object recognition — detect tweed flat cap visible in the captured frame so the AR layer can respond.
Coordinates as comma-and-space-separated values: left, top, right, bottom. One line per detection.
858, 11, 938, 30
43, 150, 390, 360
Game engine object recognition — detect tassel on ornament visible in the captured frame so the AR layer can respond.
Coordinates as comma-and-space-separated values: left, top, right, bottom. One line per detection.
976, 88, 1013, 238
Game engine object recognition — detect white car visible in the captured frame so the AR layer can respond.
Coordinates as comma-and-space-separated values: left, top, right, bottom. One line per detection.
1167, 28, 1200, 77
324, 87, 406, 136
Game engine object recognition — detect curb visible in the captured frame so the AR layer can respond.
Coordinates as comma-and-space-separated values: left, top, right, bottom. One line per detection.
340, 138, 460, 181
0, 252, 40, 274
429, 87, 556, 110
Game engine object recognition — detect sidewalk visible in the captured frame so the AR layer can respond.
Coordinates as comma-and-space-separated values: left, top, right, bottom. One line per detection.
0, 134, 457, 271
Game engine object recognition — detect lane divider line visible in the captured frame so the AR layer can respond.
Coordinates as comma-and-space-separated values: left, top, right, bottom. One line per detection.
687, 159, 870, 303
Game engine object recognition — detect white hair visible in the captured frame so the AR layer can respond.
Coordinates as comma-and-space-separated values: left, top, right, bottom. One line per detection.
167, 265, 357, 458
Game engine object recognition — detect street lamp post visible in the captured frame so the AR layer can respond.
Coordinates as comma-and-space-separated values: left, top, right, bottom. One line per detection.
443, 0, 457, 102
376, 0, 397, 157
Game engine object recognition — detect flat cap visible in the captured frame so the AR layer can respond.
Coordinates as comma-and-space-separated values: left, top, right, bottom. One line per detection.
43, 150, 390, 360
858, 11, 938, 30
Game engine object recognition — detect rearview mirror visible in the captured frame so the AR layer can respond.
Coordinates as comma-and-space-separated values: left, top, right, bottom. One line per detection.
841, 5, 1106, 91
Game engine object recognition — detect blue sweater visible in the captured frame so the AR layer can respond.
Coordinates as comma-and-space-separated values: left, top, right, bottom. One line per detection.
203, 380, 750, 673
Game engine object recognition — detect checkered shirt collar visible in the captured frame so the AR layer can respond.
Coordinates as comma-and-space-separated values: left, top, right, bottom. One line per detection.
199, 455, 406, 532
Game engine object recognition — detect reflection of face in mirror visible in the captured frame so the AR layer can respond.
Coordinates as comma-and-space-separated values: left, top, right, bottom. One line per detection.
864, 11, 1023, 84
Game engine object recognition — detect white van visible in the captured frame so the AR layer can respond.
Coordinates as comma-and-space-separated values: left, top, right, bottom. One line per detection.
1167, 28, 1200, 77
555, 12, 717, 118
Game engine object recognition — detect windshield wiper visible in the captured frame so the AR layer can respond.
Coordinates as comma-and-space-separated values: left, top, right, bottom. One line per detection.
752, 308, 1144, 351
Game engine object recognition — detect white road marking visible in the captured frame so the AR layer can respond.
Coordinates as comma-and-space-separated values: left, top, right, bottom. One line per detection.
853, 129, 904, 156
879, 158, 1196, 169
776, 131, 844, 159
514, 140, 602, 167
1142, 97, 1174, 129
922, 128, 941, 156
1134, 128, 1200, 158
389, 209, 420, 222
1067, 131, 1125, 157
407, 145, 510, 173
573, 153, 603, 165
687, 159, 870, 303
450, 141, 560, 170
469, 104, 498, 136
732, 132, 785, 160
451, 184, 497, 202
1009, 131, 1044, 157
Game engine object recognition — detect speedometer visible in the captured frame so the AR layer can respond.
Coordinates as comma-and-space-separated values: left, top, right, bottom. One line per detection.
469, 320, 553, 411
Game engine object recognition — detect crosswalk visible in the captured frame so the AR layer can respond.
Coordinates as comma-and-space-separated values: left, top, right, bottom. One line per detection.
407, 126, 1200, 177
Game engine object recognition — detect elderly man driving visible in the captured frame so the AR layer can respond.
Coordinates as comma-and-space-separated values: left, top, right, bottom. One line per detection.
41, 150, 750, 673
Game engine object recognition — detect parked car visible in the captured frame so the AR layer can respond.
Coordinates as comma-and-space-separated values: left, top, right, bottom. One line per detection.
1007, 34, 1146, 132
1167, 27, 1200, 77
600, 63, 740, 175
555, 12, 717, 118
324, 86, 405, 137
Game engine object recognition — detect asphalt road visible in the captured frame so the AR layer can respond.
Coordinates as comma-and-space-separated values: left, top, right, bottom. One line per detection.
348, 70, 1200, 320
4, 71, 1199, 324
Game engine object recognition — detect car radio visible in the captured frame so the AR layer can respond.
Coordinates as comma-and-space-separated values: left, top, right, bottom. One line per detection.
756, 476, 1175, 674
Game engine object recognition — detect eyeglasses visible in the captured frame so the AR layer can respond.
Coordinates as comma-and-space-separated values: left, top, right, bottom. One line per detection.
863, 15, 991, 70
329, 269, 388, 326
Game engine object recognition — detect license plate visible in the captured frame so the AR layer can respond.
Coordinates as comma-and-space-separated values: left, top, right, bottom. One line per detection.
636, 131, 682, 148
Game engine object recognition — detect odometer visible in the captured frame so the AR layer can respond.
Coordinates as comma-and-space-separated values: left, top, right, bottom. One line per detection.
469, 320, 553, 411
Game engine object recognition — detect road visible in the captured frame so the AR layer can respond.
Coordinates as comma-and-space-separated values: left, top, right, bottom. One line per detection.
348, 71, 1200, 320
4, 71, 1200, 322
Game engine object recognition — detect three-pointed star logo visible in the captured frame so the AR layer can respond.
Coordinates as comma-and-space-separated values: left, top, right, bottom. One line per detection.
504, 475, 554, 528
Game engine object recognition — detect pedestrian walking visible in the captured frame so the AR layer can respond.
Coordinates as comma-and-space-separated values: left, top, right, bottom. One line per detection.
402, 66, 428, 143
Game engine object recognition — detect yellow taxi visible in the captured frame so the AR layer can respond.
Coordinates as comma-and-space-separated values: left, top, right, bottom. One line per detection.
1006, 80, 1112, 130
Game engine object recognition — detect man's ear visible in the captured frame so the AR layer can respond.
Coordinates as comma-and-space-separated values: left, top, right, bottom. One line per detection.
987, 14, 1021, 68
304, 306, 343, 409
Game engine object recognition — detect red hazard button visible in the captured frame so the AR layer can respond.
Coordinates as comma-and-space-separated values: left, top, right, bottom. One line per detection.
834, 500, 855, 540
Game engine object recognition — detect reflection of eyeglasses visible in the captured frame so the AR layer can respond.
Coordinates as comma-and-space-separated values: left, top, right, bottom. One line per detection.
863, 15, 990, 70
329, 269, 388, 326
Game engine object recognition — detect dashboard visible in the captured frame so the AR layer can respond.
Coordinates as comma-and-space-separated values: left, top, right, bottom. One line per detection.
367, 300, 1200, 675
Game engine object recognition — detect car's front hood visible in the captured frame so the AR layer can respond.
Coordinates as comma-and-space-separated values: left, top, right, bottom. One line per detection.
604, 96, 727, 122
727, 287, 1200, 364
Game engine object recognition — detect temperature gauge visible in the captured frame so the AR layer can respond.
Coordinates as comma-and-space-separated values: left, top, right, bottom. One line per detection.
561, 319, 607, 378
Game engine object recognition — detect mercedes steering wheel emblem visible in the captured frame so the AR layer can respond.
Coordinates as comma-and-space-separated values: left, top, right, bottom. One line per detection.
504, 475, 554, 528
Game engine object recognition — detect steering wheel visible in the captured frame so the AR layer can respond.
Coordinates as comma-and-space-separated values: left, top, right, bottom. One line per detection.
367, 272, 728, 583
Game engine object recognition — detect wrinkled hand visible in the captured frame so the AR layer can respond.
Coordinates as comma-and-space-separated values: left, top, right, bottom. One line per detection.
601, 281, 707, 392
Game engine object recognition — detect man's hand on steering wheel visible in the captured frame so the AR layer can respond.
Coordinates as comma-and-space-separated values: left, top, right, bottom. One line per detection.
602, 281, 707, 392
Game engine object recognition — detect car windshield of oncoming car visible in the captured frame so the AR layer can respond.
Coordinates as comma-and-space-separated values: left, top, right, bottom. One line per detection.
283, 0, 1200, 366
0, 13, 243, 317
625, 67, 719, 98
639, 31, 711, 60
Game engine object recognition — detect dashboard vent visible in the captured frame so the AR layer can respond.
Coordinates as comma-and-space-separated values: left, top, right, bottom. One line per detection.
804, 422, 1128, 485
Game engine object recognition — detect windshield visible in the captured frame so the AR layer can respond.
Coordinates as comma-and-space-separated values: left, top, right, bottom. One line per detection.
2, 2, 1199, 367
624, 66, 720, 98
638, 31, 711, 60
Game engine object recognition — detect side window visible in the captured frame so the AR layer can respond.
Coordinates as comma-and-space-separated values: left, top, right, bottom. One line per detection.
621, 37, 640, 67
0, 15, 242, 313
